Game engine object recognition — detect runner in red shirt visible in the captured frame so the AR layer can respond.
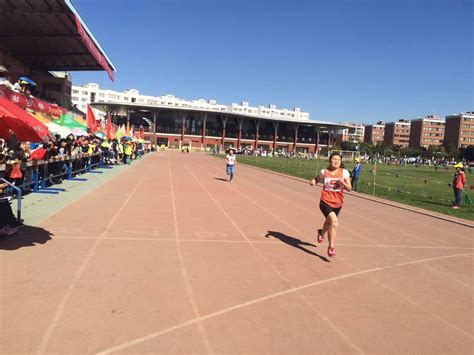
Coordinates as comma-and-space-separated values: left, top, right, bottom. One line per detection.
310, 153, 352, 257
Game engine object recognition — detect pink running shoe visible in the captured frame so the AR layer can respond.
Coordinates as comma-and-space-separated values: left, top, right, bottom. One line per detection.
317, 229, 325, 243
327, 247, 336, 257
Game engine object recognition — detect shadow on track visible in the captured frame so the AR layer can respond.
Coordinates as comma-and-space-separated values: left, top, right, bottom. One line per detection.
214, 177, 229, 182
0, 225, 53, 251
265, 231, 330, 262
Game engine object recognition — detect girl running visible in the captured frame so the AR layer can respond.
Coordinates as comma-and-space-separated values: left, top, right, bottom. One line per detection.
310, 152, 352, 257
225, 149, 236, 182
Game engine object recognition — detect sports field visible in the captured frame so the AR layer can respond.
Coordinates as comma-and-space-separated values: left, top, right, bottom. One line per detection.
221, 155, 474, 221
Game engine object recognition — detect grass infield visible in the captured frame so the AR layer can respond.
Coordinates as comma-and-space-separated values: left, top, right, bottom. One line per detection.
217, 154, 474, 221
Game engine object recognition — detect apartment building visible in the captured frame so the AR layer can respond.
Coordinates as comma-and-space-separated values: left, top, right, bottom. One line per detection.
444, 112, 474, 149
409, 115, 445, 148
363, 121, 385, 144
384, 119, 411, 147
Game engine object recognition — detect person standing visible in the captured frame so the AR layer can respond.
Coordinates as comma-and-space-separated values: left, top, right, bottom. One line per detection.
310, 153, 352, 257
351, 157, 362, 191
225, 149, 236, 182
124, 142, 132, 165
452, 163, 467, 209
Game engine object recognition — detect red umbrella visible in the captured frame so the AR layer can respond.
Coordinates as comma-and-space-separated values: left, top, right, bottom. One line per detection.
0, 97, 50, 142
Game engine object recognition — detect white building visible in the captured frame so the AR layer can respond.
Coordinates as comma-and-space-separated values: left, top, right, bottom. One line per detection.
71, 83, 311, 121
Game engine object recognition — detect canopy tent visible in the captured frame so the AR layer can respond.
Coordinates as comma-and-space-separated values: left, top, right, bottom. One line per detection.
54, 114, 87, 129
33, 112, 72, 138
61, 112, 87, 127
0, 97, 50, 142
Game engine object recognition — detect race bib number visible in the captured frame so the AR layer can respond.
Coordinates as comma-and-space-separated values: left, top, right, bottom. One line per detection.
324, 177, 342, 192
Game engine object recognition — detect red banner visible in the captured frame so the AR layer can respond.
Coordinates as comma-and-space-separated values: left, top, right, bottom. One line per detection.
74, 15, 114, 81
87, 105, 98, 132
106, 114, 112, 139
31, 97, 51, 114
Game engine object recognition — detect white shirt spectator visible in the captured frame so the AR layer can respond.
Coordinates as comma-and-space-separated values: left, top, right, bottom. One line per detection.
0, 77, 14, 90
12, 81, 21, 93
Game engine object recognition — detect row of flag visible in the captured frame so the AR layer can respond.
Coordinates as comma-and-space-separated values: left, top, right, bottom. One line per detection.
86, 105, 145, 140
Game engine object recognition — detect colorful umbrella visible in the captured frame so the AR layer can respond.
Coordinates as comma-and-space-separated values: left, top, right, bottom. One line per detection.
31, 112, 72, 138
71, 127, 88, 137
0, 97, 49, 142
19, 76, 36, 86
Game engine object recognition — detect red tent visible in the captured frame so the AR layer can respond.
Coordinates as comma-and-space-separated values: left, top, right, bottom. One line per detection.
0, 97, 50, 142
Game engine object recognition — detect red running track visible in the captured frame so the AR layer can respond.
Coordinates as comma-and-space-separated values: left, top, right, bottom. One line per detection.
1, 151, 473, 354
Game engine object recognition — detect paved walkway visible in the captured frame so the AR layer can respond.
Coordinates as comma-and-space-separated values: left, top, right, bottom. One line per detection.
1, 151, 472, 354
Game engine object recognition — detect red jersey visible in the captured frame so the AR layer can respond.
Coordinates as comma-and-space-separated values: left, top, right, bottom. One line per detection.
318, 168, 350, 208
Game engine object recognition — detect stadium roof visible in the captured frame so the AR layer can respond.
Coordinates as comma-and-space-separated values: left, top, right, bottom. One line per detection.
91, 101, 350, 130
0, 0, 116, 80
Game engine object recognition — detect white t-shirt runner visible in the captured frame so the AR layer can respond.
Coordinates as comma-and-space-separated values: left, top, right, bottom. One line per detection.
226, 154, 236, 165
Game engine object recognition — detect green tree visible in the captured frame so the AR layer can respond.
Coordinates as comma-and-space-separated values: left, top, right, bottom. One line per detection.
339, 141, 357, 151
460, 146, 474, 161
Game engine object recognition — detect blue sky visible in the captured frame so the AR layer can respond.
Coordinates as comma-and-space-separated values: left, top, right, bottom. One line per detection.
72, 0, 473, 124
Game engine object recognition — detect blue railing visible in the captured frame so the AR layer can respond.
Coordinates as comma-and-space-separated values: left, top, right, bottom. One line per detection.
0, 152, 141, 219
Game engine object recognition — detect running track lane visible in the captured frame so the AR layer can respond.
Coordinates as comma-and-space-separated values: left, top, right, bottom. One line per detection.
0, 151, 472, 354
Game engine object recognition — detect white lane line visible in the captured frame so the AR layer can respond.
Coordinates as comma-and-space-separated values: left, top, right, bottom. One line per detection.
336, 254, 474, 340
97, 252, 473, 354
220, 164, 473, 287
50, 235, 474, 250
186, 164, 364, 354
168, 158, 212, 354
36, 161, 155, 354
203, 157, 474, 330
35, 154, 152, 227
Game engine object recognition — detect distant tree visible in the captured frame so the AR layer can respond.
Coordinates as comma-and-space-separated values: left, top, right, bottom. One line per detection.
445, 143, 459, 156
400, 147, 422, 157
339, 141, 357, 151
460, 146, 474, 161
359, 142, 373, 155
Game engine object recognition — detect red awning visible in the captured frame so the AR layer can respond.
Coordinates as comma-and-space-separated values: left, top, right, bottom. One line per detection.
0, 97, 50, 142
74, 15, 115, 81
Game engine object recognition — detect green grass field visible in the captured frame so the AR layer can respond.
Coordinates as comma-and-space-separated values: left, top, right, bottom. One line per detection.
219, 155, 474, 221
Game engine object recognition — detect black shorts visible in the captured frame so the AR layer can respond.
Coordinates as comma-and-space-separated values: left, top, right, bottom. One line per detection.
319, 200, 342, 218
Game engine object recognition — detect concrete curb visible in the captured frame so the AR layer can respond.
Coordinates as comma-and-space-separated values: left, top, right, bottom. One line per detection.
236, 162, 474, 229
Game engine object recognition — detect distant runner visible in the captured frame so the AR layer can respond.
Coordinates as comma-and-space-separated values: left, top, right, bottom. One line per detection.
310, 152, 352, 257
225, 148, 236, 182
